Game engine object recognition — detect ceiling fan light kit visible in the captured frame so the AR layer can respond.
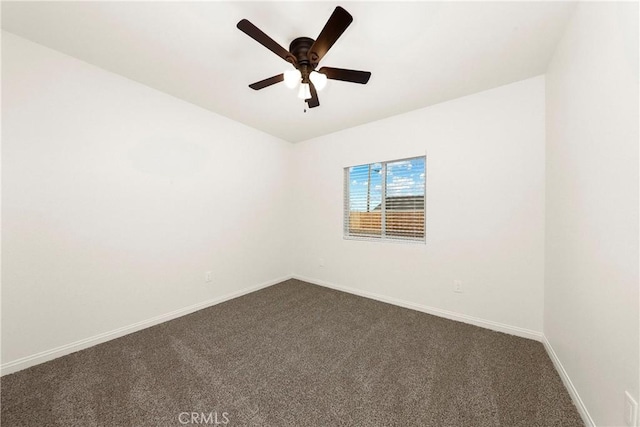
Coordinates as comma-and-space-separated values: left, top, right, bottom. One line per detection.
310, 71, 327, 91
237, 6, 371, 109
284, 69, 302, 89
298, 83, 312, 100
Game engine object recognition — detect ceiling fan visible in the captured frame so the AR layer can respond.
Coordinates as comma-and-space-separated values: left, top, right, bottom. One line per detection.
237, 6, 371, 109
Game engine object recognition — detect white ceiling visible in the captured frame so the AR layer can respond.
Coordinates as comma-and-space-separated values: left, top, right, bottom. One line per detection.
2, 1, 576, 143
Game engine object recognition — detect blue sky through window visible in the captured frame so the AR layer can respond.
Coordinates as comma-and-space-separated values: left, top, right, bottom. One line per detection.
348, 157, 425, 212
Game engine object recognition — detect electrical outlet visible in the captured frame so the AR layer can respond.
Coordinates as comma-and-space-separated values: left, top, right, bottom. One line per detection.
453, 280, 463, 293
205, 271, 213, 283
625, 391, 638, 426
319, 258, 325, 267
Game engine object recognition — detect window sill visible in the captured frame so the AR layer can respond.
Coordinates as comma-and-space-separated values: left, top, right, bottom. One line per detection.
343, 235, 426, 245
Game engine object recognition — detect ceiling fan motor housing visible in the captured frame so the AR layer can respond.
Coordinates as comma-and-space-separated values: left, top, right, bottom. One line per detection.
289, 37, 316, 80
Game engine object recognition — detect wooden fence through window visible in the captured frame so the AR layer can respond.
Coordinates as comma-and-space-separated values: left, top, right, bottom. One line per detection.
348, 211, 425, 239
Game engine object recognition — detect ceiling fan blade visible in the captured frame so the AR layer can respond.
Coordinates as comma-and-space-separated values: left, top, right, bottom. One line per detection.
319, 67, 371, 84
308, 7, 353, 67
306, 82, 320, 108
249, 74, 284, 90
237, 19, 297, 66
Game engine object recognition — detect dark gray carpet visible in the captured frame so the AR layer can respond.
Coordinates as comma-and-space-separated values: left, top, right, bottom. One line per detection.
2, 279, 583, 426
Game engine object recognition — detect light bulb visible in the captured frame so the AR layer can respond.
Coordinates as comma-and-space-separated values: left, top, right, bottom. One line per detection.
284, 69, 301, 89
297, 83, 312, 100
309, 71, 328, 91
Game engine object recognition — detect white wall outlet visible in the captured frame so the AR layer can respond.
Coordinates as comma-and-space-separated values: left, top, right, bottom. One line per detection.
205, 271, 213, 283
625, 391, 638, 426
453, 280, 463, 293
319, 258, 325, 267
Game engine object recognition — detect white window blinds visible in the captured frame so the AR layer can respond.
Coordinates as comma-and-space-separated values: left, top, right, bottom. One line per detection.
344, 156, 426, 242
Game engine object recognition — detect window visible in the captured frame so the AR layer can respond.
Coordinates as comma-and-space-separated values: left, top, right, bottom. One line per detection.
344, 156, 426, 242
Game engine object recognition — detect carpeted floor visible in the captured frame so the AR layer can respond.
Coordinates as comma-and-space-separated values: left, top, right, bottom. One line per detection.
1, 279, 583, 426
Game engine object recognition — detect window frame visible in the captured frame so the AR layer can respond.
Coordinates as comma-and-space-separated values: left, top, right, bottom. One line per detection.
343, 155, 426, 244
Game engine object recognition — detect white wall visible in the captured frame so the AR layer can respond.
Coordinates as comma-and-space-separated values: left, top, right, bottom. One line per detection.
545, 2, 639, 426
291, 76, 546, 335
1, 32, 292, 367
4, 8, 638, 425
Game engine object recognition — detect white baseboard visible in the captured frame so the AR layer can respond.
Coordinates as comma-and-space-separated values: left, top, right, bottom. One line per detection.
292, 274, 543, 342
542, 336, 596, 427
1, 275, 292, 376
3, 273, 594, 427
293, 275, 596, 426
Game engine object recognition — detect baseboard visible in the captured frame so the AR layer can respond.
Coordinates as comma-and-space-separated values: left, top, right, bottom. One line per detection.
542, 336, 596, 427
4, 273, 595, 426
292, 275, 596, 426
292, 274, 543, 342
1, 275, 292, 376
